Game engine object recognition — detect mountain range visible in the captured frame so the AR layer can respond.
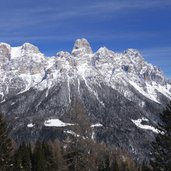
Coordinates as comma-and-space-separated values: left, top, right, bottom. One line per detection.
0, 38, 170, 161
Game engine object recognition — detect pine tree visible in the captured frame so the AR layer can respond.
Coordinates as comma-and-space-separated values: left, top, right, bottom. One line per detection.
48, 140, 68, 171
64, 99, 96, 171
32, 141, 55, 171
32, 142, 47, 171
0, 113, 13, 171
151, 102, 171, 171
13, 143, 32, 171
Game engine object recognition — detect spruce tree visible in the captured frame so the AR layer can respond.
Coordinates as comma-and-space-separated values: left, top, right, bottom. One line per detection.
152, 102, 171, 171
48, 140, 68, 171
64, 99, 94, 171
0, 113, 13, 171
13, 143, 32, 171
32, 142, 47, 171
32, 141, 54, 171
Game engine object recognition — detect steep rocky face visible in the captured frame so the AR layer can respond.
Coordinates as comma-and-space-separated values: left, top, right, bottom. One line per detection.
0, 38, 171, 161
0, 43, 11, 65
72, 38, 93, 56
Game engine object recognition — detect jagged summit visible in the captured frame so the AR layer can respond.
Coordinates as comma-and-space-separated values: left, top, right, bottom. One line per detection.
56, 51, 70, 58
0, 43, 11, 62
124, 48, 142, 56
72, 38, 93, 56
21, 43, 40, 54
0, 42, 11, 47
96, 47, 115, 57
0, 42, 41, 61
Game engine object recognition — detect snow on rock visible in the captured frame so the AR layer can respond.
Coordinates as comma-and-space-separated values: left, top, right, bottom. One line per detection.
17, 73, 43, 94
129, 81, 160, 104
91, 123, 103, 127
131, 117, 163, 134
27, 123, 34, 128
0, 92, 4, 99
72, 38, 93, 56
154, 83, 171, 99
21, 43, 40, 55
76, 63, 105, 106
0, 39, 171, 106
64, 130, 80, 137
11, 46, 22, 59
11, 102, 15, 106
64, 130, 87, 139
91, 131, 95, 140
44, 119, 74, 127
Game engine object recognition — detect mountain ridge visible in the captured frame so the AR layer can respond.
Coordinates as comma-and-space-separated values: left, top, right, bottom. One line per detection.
0, 38, 170, 104
0, 38, 170, 161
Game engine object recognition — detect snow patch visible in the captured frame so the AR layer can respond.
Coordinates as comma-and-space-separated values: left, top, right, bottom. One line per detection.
0, 92, 4, 99
91, 123, 103, 127
27, 123, 34, 128
44, 119, 74, 127
129, 81, 160, 103
154, 83, 171, 100
17, 74, 32, 94
67, 74, 71, 103
77, 63, 105, 106
77, 78, 81, 94
91, 130, 95, 140
131, 117, 162, 134
17, 73, 43, 95
64, 130, 80, 137
11, 102, 15, 106
64, 130, 86, 139
11, 46, 22, 59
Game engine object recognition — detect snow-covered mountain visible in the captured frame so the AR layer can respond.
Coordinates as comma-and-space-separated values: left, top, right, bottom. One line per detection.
0, 38, 170, 160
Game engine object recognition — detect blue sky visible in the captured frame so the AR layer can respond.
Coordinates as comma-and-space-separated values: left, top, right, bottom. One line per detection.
0, 0, 171, 78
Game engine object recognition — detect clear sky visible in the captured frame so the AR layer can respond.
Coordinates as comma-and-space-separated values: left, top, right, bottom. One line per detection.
0, 0, 171, 78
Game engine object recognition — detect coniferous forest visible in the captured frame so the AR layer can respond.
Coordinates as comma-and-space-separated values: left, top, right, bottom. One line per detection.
0, 102, 171, 171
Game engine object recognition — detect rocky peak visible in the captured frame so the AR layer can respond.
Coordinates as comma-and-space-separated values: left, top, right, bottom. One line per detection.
21, 43, 40, 55
0, 43, 11, 62
72, 38, 93, 56
124, 49, 142, 58
56, 51, 71, 58
123, 48, 145, 68
96, 47, 115, 57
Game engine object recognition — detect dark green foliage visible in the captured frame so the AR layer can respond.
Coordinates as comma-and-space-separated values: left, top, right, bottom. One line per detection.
32, 142, 53, 171
48, 140, 68, 171
12, 143, 32, 171
64, 99, 97, 171
95, 145, 137, 171
0, 113, 13, 171
152, 102, 171, 171
12, 141, 67, 171
11, 135, 141, 171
